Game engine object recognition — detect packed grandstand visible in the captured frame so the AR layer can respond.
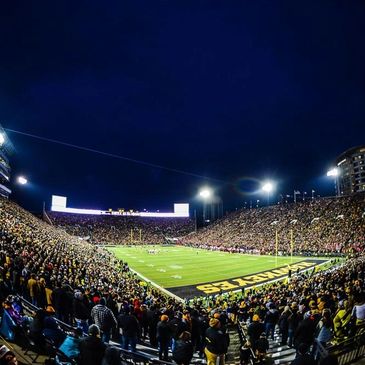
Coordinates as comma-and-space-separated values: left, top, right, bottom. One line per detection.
0, 193, 365, 365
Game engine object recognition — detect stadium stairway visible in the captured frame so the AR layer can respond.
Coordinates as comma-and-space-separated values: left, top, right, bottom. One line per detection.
267, 328, 296, 365
226, 325, 242, 365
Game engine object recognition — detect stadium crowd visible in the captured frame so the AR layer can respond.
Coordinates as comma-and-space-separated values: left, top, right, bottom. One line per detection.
0, 196, 365, 365
48, 212, 194, 245
181, 195, 365, 256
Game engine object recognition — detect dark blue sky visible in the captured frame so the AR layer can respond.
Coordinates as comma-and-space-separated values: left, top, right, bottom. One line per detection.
1, 1, 364, 212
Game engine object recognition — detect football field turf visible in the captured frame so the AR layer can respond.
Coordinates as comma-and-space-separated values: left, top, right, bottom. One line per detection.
107, 245, 328, 299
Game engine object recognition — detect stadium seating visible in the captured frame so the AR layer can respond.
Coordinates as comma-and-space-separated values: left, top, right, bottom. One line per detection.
180, 194, 365, 255
1, 196, 365, 365
48, 211, 194, 245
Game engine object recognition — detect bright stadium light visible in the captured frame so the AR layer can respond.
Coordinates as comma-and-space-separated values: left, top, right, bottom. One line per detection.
327, 168, 339, 177
199, 187, 212, 199
261, 181, 275, 205
327, 167, 340, 196
0, 133, 5, 146
262, 181, 274, 193
17, 176, 28, 185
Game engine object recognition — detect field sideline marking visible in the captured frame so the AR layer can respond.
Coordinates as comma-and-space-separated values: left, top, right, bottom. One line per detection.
128, 267, 184, 303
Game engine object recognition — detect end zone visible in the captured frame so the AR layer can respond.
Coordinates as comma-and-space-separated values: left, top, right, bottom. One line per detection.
167, 259, 329, 299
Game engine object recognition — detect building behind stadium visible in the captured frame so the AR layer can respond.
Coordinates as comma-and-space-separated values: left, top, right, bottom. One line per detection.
336, 145, 365, 196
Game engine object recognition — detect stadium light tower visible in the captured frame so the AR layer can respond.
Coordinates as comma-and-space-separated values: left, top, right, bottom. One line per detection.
17, 176, 28, 185
198, 187, 213, 224
199, 187, 212, 199
327, 167, 340, 196
326, 168, 339, 177
261, 181, 275, 205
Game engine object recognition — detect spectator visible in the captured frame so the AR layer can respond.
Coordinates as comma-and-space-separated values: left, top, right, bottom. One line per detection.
79, 324, 106, 365
0, 345, 20, 365
264, 303, 279, 340
204, 318, 229, 365
156, 314, 172, 361
333, 300, 351, 338
247, 314, 264, 350
117, 307, 139, 352
172, 331, 194, 365
290, 343, 316, 365
91, 298, 117, 343
73, 290, 91, 334
254, 332, 269, 363
278, 306, 291, 346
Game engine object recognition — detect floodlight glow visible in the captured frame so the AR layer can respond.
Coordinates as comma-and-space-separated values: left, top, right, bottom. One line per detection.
327, 168, 339, 177
17, 176, 28, 185
199, 188, 212, 199
51, 195, 189, 217
0, 133, 4, 146
262, 181, 274, 193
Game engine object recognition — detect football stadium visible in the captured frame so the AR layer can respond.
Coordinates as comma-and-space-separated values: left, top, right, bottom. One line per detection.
1, 3, 365, 365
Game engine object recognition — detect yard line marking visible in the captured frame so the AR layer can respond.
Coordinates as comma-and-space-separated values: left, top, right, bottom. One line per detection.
147, 264, 155, 267
138, 260, 145, 263
157, 269, 166, 272
169, 265, 182, 269
171, 275, 182, 279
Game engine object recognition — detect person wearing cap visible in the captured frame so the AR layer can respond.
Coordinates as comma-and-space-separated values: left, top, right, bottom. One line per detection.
172, 331, 194, 365
78, 324, 106, 365
91, 297, 117, 343
264, 303, 279, 341
204, 318, 229, 365
247, 315, 264, 351
157, 314, 172, 361
73, 290, 91, 334
0, 345, 19, 365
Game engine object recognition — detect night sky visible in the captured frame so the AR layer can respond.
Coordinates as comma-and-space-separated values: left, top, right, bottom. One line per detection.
1, 1, 364, 212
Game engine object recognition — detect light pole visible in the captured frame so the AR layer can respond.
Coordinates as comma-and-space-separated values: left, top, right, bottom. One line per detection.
327, 168, 340, 196
198, 187, 212, 224
261, 181, 275, 206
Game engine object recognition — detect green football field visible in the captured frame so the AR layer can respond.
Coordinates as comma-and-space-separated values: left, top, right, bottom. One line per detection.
107, 245, 329, 299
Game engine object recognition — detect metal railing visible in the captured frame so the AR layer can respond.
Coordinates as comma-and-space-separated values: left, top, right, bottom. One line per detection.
316, 326, 365, 365
18, 297, 183, 365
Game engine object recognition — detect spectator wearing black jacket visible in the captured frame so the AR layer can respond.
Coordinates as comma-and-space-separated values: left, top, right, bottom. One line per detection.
247, 315, 265, 350
117, 307, 140, 352
157, 315, 172, 361
73, 290, 91, 334
294, 312, 318, 349
290, 343, 316, 365
172, 331, 194, 365
79, 324, 106, 365
146, 305, 159, 347
204, 318, 229, 365
278, 306, 291, 345
288, 303, 302, 348
264, 304, 279, 340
